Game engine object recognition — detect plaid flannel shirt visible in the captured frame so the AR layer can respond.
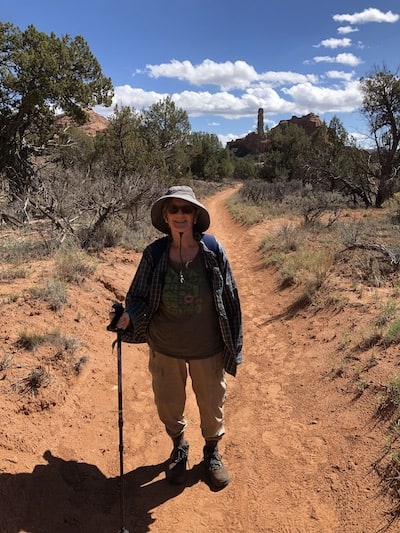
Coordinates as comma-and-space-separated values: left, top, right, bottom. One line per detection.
124, 235, 243, 376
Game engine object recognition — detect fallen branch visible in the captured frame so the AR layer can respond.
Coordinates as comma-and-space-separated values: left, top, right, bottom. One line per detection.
0, 212, 23, 227
342, 242, 400, 265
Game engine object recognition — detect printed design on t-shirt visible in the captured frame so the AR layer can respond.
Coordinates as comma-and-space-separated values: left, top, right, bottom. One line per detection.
163, 265, 202, 317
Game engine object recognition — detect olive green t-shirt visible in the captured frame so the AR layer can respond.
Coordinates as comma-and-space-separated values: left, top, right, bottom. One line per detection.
148, 252, 223, 358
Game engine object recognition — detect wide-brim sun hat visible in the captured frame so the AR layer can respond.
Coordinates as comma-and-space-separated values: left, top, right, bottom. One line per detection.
151, 185, 210, 234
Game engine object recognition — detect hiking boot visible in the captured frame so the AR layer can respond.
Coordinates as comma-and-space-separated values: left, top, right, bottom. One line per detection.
166, 442, 189, 485
203, 446, 231, 489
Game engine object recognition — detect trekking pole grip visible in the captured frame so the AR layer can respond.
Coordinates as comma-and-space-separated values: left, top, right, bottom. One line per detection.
107, 302, 125, 332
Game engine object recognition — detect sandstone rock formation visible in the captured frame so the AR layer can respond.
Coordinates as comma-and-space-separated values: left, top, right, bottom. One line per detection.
227, 111, 323, 156
257, 107, 265, 138
277, 113, 322, 136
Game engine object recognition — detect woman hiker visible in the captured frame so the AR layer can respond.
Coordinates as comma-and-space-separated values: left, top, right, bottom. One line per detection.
113, 185, 242, 489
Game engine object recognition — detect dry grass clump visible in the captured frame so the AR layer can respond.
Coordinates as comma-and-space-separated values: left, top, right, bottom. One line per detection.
28, 278, 68, 311
384, 318, 400, 346
12, 366, 50, 396
16, 330, 47, 351
46, 328, 83, 356
54, 244, 96, 284
0, 233, 57, 263
374, 376, 400, 520
259, 223, 335, 296
11, 328, 89, 400
0, 264, 27, 280
0, 352, 13, 371
15, 244, 95, 312
376, 298, 398, 326
384, 375, 400, 410
226, 192, 268, 225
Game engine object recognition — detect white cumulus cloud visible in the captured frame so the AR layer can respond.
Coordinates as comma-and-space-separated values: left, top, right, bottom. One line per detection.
313, 53, 363, 66
282, 81, 363, 113
325, 70, 355, 81
258, 71, 318, 86
315, 37, 352, 49
334, 8, 399, 25
143, 59, 321, 91
144, 59, 258, 90
113, 85, 168, 108
337, 26, 359, 34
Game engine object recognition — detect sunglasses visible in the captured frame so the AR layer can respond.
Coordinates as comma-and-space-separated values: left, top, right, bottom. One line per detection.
167, 204, 196, 215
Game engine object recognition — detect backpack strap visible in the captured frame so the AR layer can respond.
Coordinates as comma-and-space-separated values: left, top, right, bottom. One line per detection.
200, 233, 218, 254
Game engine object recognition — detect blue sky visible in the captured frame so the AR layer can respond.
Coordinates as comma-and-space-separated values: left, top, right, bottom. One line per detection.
2, 1, 400, 147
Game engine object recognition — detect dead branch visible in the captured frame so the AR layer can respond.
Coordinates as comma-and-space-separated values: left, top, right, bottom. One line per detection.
342, 242, 400, 265
0, 212, 23, 227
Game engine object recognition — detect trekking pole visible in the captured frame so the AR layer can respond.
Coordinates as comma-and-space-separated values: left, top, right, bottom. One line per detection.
107, 303, 130, 533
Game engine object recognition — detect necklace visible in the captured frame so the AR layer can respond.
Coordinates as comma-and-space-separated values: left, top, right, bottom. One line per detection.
179, 232, 185, 284
176, 233, 199, 284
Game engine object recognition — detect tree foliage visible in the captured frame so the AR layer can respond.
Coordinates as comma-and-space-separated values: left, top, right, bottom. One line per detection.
140, 96, 191, 178
360, 66, 400, 207
93, 105, 150, 178
189, 131, 234, 180
0, 22, 113, 193
260, 123, 311, 181
305, 118, 367, 202
256, 112, 398, 209
233, 156, 257, 180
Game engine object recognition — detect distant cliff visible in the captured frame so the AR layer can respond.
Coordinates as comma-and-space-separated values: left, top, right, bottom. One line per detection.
54, 109, 108, 137
227, 110, 322, 156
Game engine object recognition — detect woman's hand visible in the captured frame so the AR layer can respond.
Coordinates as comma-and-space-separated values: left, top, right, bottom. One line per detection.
117, 311, 130, 330
108, 310, 131, 330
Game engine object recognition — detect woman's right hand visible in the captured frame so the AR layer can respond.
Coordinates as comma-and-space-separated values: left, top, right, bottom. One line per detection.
108, 310, 130, 330
116, 311, 130, 330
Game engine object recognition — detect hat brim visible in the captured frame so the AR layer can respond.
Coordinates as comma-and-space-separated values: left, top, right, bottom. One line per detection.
151, 193, 210, 234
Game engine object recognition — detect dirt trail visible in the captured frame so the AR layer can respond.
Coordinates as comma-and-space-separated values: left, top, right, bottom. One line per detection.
0, 187, 393, 532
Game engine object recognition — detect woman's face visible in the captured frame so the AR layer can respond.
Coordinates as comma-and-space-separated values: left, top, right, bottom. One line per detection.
165, 199, 197, 235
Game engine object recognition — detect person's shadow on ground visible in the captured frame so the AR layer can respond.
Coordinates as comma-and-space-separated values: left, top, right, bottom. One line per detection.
0, 450, 203, 532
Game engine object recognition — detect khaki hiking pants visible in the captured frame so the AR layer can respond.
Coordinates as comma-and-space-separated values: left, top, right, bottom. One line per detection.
149, 349, 226, 441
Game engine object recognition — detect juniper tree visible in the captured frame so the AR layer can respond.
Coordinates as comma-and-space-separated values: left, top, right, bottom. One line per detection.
360, 66, 400, 207
0, 22, 113, 194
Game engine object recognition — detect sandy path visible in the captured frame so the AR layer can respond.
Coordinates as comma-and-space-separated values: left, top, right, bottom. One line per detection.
0, 187, 391, 532
203, 188, 339, 532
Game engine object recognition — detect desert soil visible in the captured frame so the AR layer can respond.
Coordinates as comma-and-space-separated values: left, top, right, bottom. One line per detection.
0, 187, 397, 532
